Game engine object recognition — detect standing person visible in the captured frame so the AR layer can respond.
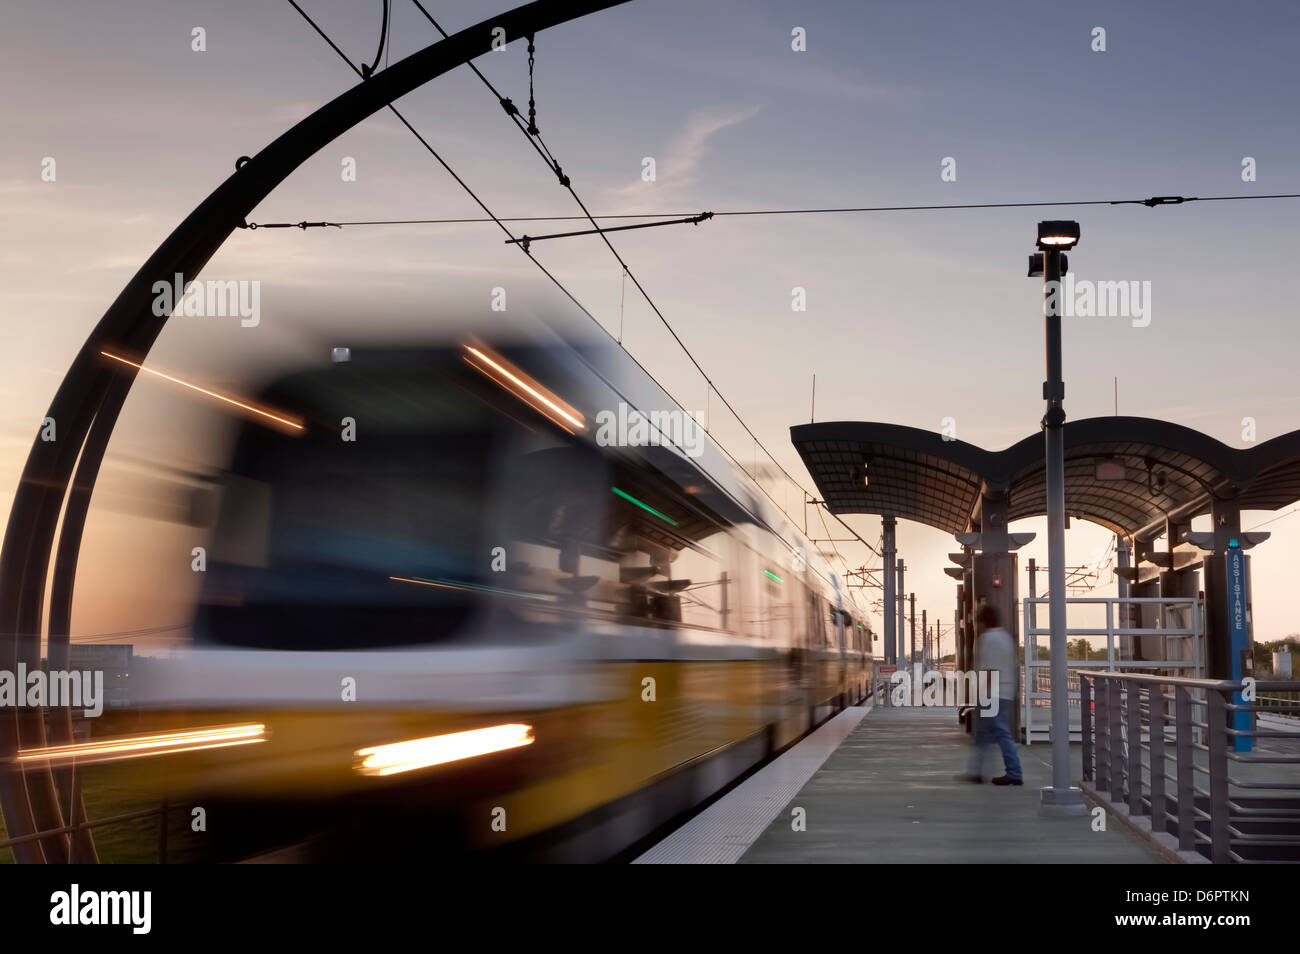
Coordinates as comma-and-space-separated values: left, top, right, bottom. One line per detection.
959, 604, 1023, 785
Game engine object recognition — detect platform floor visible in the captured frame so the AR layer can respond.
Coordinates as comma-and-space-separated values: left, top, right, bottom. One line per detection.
739, 705, 1164, 864
633, 706, 868, 863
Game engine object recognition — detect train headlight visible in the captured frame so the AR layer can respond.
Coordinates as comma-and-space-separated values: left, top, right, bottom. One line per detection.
354, 723, 534, 777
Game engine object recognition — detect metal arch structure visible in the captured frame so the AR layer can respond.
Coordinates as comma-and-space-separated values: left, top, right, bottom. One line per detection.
0, 0, 631, 864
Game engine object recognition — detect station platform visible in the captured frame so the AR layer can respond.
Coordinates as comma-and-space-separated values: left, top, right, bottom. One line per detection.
640, 704, 1165, 864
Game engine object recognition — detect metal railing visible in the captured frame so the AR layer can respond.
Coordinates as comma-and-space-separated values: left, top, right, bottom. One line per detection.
0, 802, 172, 863
1023, 596, 1201, 744
1078, 670, 1300, 863
1258, 689, 1300, 720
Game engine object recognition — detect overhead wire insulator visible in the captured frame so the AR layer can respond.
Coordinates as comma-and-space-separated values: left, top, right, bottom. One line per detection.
526, 34, 539, 135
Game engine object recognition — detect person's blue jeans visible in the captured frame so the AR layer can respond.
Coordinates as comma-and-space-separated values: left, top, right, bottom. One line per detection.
966, 700, 1023, 781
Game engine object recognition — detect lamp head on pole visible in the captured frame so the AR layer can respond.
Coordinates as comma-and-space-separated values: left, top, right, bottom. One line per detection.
1036, 220, 1080, 250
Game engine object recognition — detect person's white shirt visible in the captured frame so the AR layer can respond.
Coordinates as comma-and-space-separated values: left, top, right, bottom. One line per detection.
977, 626, 1017, 701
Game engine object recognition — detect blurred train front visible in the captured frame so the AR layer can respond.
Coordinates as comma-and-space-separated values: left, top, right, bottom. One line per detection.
124, 333, 873, 860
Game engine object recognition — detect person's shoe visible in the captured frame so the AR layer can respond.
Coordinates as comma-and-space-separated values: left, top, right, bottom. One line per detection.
955, 773, 983, 784
991, 775, 1023, 786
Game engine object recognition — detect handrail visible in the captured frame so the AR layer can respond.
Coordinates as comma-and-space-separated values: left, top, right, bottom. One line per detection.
1075, 670, 1240, 690
1024, 596, 1199, 604
1081, 670, 1299, 692
1075, 668, 1300, 864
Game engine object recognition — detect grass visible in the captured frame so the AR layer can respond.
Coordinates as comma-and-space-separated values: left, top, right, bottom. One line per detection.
0, 762, 203, 864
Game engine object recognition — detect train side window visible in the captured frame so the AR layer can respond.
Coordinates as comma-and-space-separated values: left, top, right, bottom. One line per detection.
739, 545, 766, 639
671, 533, 727, 630
765, 566, 792, 645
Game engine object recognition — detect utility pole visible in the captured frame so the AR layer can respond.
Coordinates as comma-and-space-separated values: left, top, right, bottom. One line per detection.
921, 609, 927, 667
910, 593, 917, 666
896, 559, 906, 667
882, 516, 897, 665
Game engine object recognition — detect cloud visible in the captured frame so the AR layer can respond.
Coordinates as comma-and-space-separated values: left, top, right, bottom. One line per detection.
606, 103, 762, 207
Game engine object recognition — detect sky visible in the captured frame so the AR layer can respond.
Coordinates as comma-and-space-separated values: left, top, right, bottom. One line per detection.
2, 0, 1300, 651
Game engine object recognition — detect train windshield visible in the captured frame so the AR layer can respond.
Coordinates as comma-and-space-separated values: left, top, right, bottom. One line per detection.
196, 351, 551, 650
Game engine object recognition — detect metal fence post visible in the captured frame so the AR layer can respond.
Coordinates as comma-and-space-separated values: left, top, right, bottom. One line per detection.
1110, 679, 1125, 802
1127, 680, 1143, 815
1080, 674, 1093, 781
68, 767, 81, 864
1107, 602, 1116, 670
1207, 689, 1230, 863
1175, 685, 1195, 851
1096, 677, 1110, 792
1106, 599, 1114, 667
1022, 598, 1029, 743
1148, 684, 1166, 835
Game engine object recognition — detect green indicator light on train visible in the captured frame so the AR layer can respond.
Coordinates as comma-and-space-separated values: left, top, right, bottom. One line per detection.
764, 570, 784, 583
610, 486, 678, 526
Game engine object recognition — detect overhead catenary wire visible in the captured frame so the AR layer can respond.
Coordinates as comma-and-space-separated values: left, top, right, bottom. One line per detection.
1247, 505, 1300, 533
60, 623, 188, 644
814, 497, 853, 583
830, 511, 881, 559
239, 192, 1300, 230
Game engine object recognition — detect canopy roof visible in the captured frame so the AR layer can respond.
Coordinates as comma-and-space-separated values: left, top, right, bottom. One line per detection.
791, 417, 1300, 536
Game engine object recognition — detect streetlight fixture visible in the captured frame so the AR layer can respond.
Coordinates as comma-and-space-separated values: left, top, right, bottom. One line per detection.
1036, 221, 1080, 248
1032, 219, 1087, 817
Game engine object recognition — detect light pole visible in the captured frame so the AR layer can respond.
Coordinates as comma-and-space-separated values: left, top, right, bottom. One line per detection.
1030, 220, 1087, 816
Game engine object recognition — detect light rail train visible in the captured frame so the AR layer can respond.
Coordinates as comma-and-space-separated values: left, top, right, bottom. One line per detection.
130, 331, 875, 860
